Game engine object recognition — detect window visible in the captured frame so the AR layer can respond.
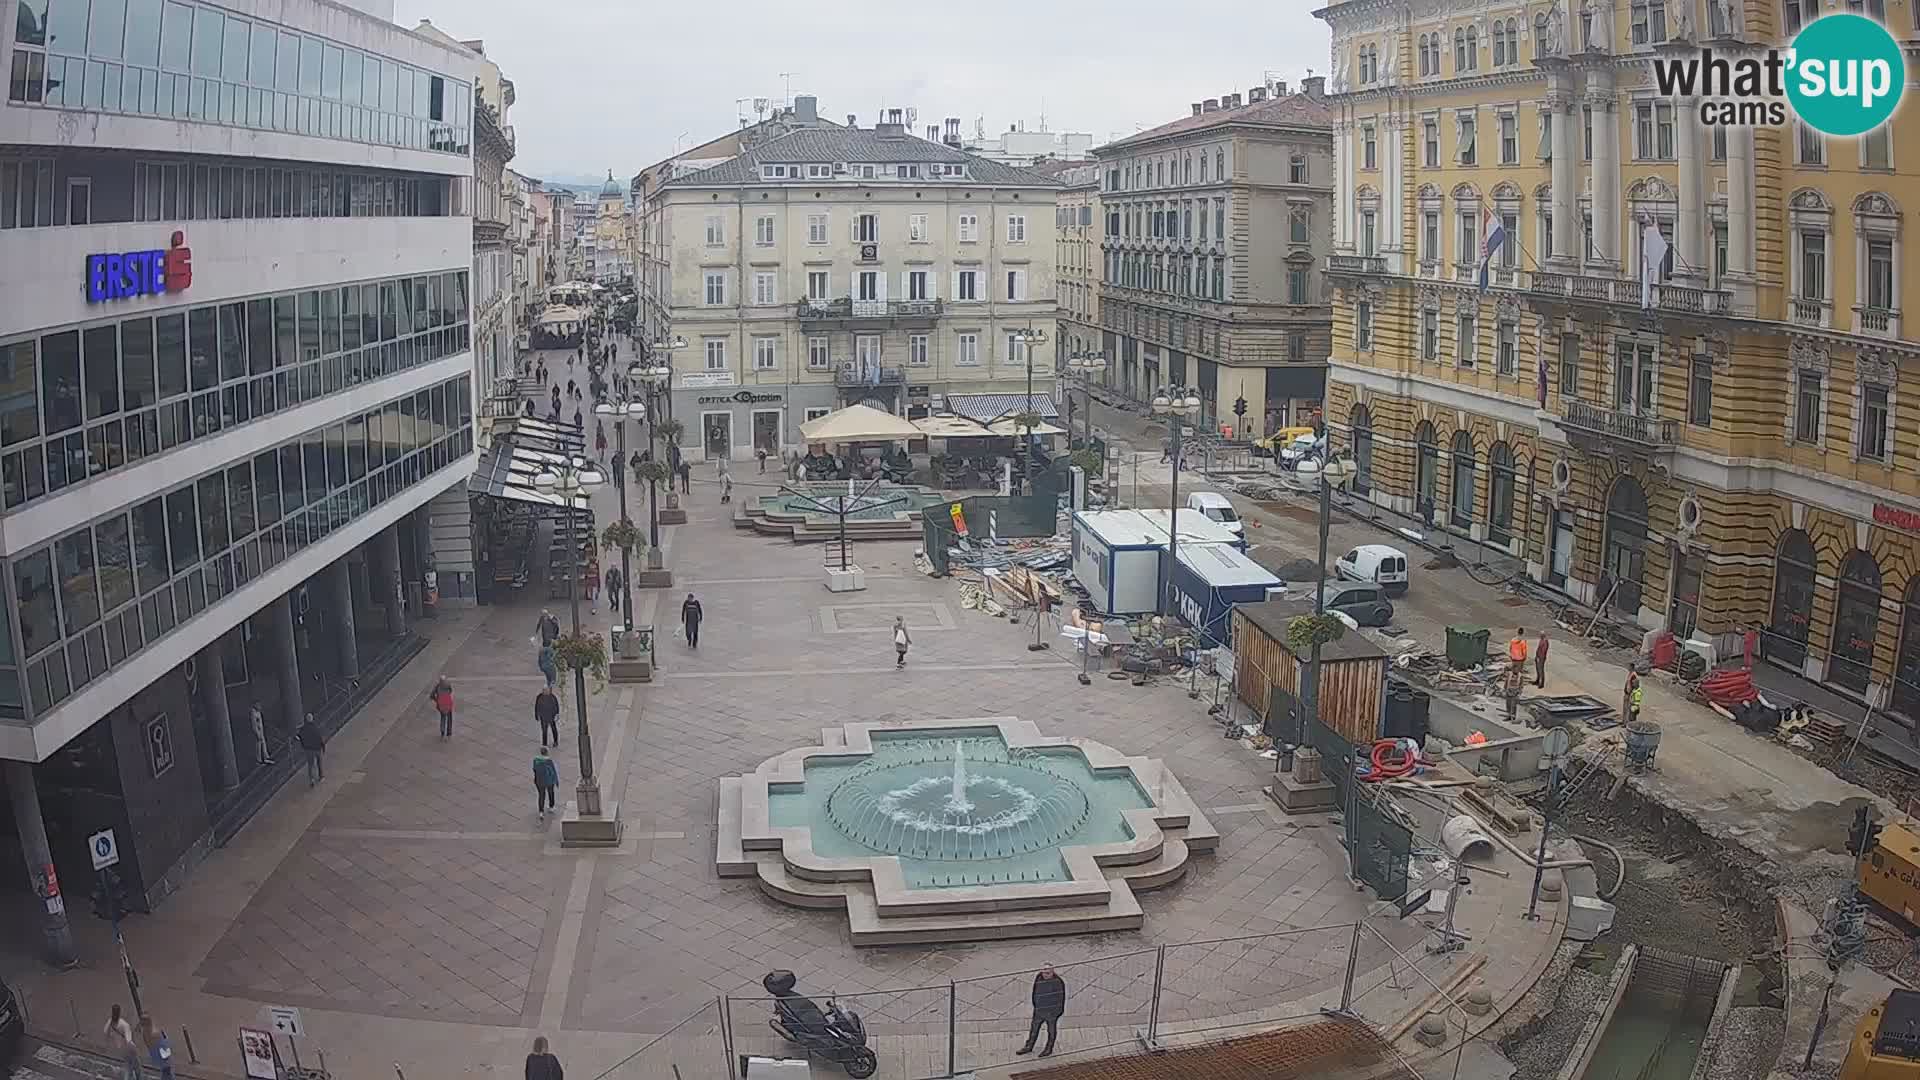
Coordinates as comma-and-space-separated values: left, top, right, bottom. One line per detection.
1714, 222, 1729, 281
1500, 114, 1518, 163
1006, 269, 1028, 301
753, 337, 777, 370
1361, 210, 1378, 256
1214, 200, 1225, 239
808, 164, 831, 179
753, 272, 776, 306
1615, 340, 1657, 413
1356, 301, 1374, 349
1795, 369, 1823, 442
1459, 114, 1477, 165
1007, 215, 1027, 242
957, 270, 980, 301
909, 213, 928, 241
1289, 154, 1307, 183
1559, 332, 1580, 396
1497, 320, 1517, 375
1541, 209, 1556, 259
1861, 385, 1891, 461
1458, 210, 1479, 268
806, 213, 828, 244
704, 338, 726, 370
754, 214, 775, 246
1456, 312, 1477, 368
1500, 213, 1518, 267
908, 270, 930, 301
1797, 121, 1825, 165
1423, 211, 1440, 262
1582, 106, 1593, 160
956, 332, 980, 365
1290, 206, 1311, 244
1863, 128, 1892, 170
1288, 266, 1310, 304
1867, 237, 1895, 310
704, 214, 724, 246
1634, 102, 1676, 160
1422, 310, 1439, 360
854, 213, 878, 243
1689, 357, 1714, 426
807, 336, 830, 369
1631, 0, 1668, 44
1800, 229, 1827, 300
1784, 0, 1806, 33
958, 214, 978, 242
1362, 125, 1377, 170
1288, 330, 1307, 362
703, 271, 726, 306
807, 270, 829, 300
1005, 333, 1028, 368
857, 271, 879, 301
909, 334, 929, 366
1423, 119, 1439, 168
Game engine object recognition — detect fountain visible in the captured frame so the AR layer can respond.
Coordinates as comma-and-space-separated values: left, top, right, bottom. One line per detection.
720, 718, 1221, 942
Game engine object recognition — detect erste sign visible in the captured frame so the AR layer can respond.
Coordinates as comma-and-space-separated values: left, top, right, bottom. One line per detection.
85, 231, 192, 303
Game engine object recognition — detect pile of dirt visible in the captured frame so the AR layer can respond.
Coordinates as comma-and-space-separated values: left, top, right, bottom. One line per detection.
1271, 557, 1322, 582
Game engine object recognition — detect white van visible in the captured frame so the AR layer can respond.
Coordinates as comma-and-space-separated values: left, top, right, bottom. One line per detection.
1185, 491, 1244, 536
1334, 543, 1410, 596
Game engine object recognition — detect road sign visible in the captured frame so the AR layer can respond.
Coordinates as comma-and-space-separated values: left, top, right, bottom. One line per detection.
88, 829, 119, 871
264, 1005, 304, 1037
1542, 727, 1572, 760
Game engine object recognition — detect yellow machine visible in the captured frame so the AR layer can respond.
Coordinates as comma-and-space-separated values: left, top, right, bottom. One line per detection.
1859, 819, 1920, 930
1254, 426, 1317, 456
1841, 990, 1920, 1080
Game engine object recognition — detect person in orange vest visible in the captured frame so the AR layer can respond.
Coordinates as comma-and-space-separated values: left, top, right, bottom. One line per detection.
1508, 628, 1530, 669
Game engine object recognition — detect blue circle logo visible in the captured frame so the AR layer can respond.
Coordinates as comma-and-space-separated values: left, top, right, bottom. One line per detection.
1786, 14, 1905, 137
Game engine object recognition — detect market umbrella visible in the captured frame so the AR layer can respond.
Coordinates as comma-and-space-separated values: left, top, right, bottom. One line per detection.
799, 403, 920, 442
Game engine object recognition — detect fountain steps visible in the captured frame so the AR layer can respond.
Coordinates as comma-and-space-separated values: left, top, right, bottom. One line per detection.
843, 883, 1145, 945
733, 506, 926, 543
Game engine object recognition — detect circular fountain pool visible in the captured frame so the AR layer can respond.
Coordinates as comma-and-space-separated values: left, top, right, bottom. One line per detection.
823, 740, 1093, 862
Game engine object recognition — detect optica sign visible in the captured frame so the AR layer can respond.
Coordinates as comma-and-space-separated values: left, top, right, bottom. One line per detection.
84, 230, 192, 303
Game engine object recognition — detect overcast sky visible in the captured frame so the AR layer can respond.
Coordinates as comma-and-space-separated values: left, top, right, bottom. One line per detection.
393, 0, 1332, 183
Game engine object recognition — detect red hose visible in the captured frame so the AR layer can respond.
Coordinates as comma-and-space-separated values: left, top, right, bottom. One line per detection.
1367, 738, 1420, 781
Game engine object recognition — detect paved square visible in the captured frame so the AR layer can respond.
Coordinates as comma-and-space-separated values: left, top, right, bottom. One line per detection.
819, 600, 956, 633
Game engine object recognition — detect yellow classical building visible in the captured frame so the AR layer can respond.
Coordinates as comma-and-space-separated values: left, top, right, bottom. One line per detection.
1318, 0, 1920, 713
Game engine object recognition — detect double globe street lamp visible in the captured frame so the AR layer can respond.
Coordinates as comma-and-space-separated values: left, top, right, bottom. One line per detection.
532, 460, 621, 844
1065, 350, 1108, 451
1151, 387, 1202, 617
593, 391, 647, 631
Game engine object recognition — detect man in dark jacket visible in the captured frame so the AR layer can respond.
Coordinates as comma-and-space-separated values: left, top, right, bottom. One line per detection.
534, 686, 561, 748
681, 593, 703, 648
297, 714, 326, 786
524, 1034, 563, 1080
1016, 965, 1066, 1057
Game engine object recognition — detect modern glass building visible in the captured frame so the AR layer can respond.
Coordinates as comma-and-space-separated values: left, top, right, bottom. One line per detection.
1, 0, 478, 962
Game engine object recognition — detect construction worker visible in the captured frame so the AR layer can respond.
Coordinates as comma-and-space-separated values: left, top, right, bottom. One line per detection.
1508, 628, 1530, 669
1629, 679, 1644, 724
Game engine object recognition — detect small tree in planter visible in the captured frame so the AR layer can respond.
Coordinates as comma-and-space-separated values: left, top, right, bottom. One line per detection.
654, 419, 686, 507
630, 460, 674, 570
553, 630, 609, 692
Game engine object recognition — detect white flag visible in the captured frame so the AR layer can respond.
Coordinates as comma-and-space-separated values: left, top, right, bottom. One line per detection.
1640, 220, 1669, 310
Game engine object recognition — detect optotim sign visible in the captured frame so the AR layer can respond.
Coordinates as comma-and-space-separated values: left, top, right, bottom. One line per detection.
85, 230, 193, 303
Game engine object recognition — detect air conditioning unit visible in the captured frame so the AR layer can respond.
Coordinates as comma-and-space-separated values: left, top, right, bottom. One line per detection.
833, 162, 847, 173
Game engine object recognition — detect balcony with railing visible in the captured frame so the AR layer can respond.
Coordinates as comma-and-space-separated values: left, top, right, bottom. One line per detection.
835, 362, 907, 388
796, 298, 945, 322
1529, 271, 1733, 317
1789, 296, 1831, 327
1560, 400, 1680, 450
1326, 254, 1386, 276
1854, 304, 1900, 337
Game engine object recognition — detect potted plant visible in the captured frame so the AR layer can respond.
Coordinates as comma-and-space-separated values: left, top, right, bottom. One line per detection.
1011, 410, 1045, 432
1285, 613, 1347, 654
601, 517, 643, 557
552, 629, 609, 691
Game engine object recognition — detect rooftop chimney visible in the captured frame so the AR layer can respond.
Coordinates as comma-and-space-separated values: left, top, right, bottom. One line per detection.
1249, 86, 1268, 103
876, 108, 906, 137
1226, 92, 1242, 108
927, 124, 940, 141
1301, 76, 1325, 98
1191, 102, 1203, 116
847, 113, 857, 127
794, 94, 817, 123
1274, 79, 1288, 96
944, 117, 963, 147
1203, 98, 1219, 112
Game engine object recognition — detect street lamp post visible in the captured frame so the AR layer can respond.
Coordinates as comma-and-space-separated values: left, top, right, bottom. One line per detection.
593, 390, 647, 629
1151, 388, 1201, 616
651, 336, 688, 525
636, 362, 673, 586
1067, 351, 1108, 452
1012, 327, 1050, 491
532, 460, 620, 845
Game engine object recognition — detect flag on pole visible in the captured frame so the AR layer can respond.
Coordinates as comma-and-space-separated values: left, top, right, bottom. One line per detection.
1639, 213, 1670, 310
1478, 214, 1507, 294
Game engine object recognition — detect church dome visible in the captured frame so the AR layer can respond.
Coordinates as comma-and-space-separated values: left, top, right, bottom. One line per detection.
600, 171, 623, 198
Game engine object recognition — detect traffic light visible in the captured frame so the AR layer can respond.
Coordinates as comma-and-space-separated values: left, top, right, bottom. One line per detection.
1233, 396, 1248, 419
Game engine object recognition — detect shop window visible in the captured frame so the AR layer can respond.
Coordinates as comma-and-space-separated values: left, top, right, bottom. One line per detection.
1488, 441, 1516, 546
1350, 404, 1373, 496
1449, 430, 1475, 525
1767, 529, 1816, 666
1829, 550, 1883, 693
1602, 476, 1648, 616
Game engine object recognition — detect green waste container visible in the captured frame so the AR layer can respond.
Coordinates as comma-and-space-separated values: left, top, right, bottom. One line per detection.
1445, 626, 1491, 670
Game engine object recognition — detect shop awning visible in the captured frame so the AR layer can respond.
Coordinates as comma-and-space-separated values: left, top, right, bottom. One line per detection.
984, 418, 1067, 436
799, 404, 920, 442
468, 445, 594, 510
942, 393, 1060, 424
496, 415, 586, 453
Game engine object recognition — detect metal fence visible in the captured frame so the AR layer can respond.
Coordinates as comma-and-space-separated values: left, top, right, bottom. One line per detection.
591, 998, 728, 1080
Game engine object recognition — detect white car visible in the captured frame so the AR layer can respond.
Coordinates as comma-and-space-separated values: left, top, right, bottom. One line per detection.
1185, 491, 1244, 536
1277, 433, 1325, 469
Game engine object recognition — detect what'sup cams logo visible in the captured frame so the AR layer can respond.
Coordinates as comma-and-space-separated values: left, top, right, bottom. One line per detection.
1651, 13, 1906, 137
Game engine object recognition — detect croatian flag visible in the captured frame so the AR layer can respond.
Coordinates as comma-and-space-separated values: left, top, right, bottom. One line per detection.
1478, 214, 1507, 294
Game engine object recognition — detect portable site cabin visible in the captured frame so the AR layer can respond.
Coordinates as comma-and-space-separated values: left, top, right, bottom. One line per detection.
1071, 510, 1167, 615
1134, 507, 1250, 552
1168, 545, 1282, 646
1232, 597, 1390, 747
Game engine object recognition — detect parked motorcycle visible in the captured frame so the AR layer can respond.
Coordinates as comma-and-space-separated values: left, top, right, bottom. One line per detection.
763, 970, 877, 1078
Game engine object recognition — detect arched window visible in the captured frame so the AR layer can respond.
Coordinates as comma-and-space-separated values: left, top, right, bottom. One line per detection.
1199, 154, 1207, 183
1183, 154, 1193, 184
1830, 550, 1884, 693
1488, 441, 1517, 545
1534, 12, 1549, 59
1351, 405, 1374, 496
1215, 150, 1225, 179
1450, 430, 1476, 523
1418, 35, 1429, 76
1492, 23, 1507, 65
1455, 28, 1467, 71
1768, 529, 1816, 666
1464, 26, 1479, 70
1415, 420, 1439, 521
1602, 476, 1649, 616
1894, 576, 1920, 717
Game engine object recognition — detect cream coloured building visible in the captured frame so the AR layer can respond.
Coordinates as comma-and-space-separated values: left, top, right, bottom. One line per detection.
1044, 161, 1102, 361
1319, 0, 1920, 713
658, 112, 1063, 461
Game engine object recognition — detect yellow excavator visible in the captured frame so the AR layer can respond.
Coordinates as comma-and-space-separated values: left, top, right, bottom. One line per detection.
1841, 989, 1920, 1080
1857, 813, 1920, 931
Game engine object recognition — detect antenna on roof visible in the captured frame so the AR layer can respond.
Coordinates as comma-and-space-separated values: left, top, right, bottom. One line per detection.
778, 72, 796, 107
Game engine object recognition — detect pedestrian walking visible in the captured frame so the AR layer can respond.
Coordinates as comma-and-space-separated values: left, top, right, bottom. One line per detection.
250, 701, 273, 765
1534, 630, 1551, 688
525, 1035, 564, 1080
537, 609, 562, 645
572, 406, 583, 429
720, 473, 733, 503
533, 746, 560, 819
681, 593, 703, 648
1015, 966, 1067, 1057
297, 713, 325, 783
146, 1022, 177, 1080
537, 643, 558, 688
1504, 665, 1523, 725
678, 459, 692, 494
756, 446, 768, 474
893, 616, 912, 668
534, 685, 561, 747
605, 564, 623, 614
584, 560, 601, 603
430, 676, 455, 738
104, 1004, 142, 1080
